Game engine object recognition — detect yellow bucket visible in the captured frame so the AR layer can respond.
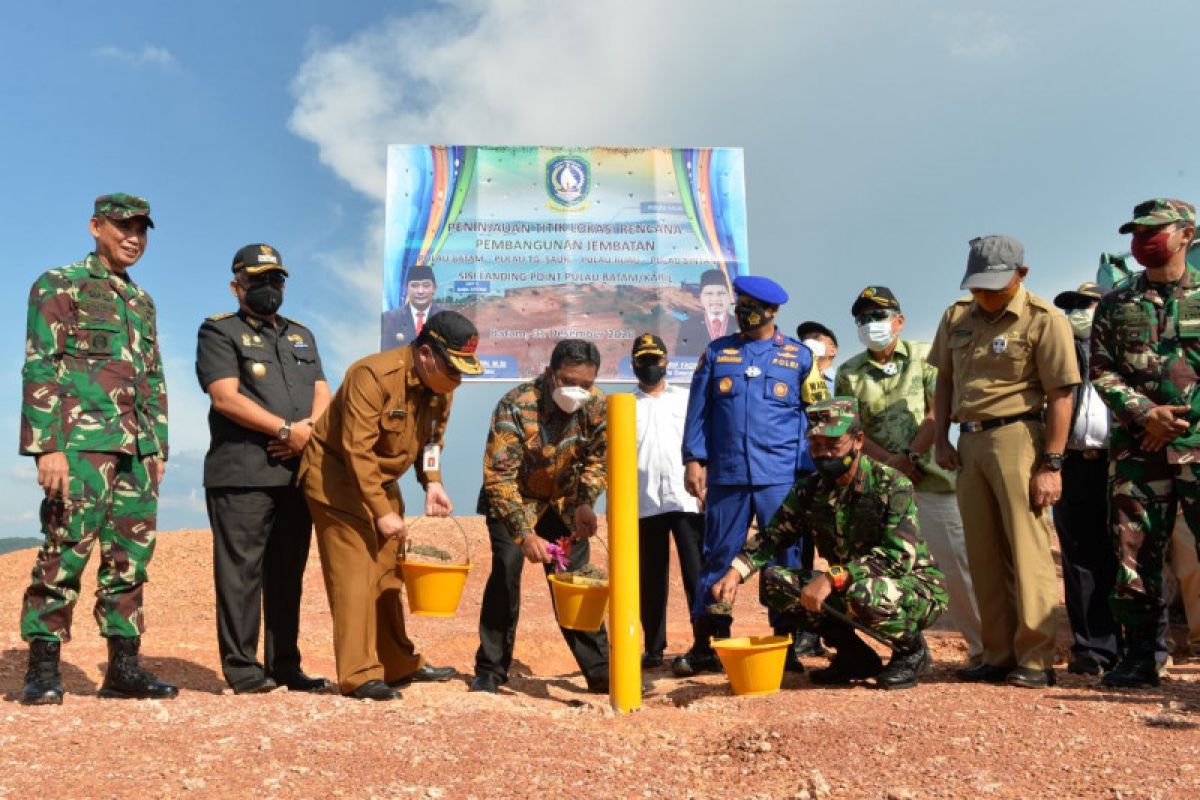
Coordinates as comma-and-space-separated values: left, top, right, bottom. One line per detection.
712, 635, 792, 696
548, 574, 609, 632
400, 561, 472, 617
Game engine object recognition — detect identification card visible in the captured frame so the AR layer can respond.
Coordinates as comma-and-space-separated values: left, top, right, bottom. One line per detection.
422, 444, 441, 472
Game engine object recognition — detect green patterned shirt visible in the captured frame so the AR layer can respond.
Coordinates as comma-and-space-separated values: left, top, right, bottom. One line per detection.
834, 339, 954, 493
733, 455, 944, 588
20, 254, 168, 457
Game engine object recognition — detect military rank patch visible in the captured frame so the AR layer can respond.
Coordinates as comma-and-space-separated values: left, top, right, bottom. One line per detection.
773, 381, 788, 398
718, 376, 734, 393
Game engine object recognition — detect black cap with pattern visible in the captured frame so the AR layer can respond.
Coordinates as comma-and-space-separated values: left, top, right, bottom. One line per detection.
232, 243, 288, 276
851, 286, 900, 316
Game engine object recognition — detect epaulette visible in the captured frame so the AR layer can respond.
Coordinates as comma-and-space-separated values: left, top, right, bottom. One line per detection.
283, 316, 310, 329
206, 312, 235, 321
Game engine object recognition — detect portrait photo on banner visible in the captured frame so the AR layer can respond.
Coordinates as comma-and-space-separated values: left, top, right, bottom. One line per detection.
380, 144, 750, 381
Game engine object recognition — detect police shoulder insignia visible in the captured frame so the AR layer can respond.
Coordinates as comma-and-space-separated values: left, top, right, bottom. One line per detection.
207, 312, 234, 321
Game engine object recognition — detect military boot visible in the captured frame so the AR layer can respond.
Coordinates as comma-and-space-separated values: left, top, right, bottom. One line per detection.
1101, 634, 1160, 689
809, 619, 883, 685
671, 615, 726, 676
99, 636, 179, 700
875, 633, 931, 690
21, 639, 65, 705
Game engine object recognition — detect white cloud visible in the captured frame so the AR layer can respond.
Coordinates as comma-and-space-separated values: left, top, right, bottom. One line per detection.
93, 44, 176, 67
287, 0, 846, 201
936, 10, 1019, 59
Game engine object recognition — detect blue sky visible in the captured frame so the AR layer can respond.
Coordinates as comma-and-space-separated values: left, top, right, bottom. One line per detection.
2, 0, 1198, 532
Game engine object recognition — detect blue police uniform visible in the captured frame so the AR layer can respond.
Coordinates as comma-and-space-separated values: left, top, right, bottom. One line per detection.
682, 322, 828, 637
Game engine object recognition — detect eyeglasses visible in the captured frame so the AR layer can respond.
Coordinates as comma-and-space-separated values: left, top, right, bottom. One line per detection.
240, 273, 286, 288
854, 309, 894, 325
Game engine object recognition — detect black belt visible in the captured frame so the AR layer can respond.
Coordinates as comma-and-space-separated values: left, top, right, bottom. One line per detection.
1067, 448, 1108, 461
958, 411, 1043, 434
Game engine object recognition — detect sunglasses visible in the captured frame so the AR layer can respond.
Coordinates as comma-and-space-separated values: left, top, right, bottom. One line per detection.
240, 273, 286, 288
854, 309, 894, 325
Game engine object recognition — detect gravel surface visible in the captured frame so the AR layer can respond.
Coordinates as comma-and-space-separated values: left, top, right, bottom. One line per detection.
1, 517, 1197, 799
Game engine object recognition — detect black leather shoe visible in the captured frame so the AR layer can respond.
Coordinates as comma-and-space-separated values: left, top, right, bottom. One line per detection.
389, 664, 455, 687
469, 673, 502, 694
671, 650, 723, 677
641, 653, 664, 669
1066, 655, 1104, 676
875, 635, 931, 690
956, 663, 1011, 683
275, 673, 331, 692
585, 674, 610, 694
346, 679, 400, 701
1006, 667, 1056, 689
1100, 656, 1160, 689
232, 676, 278, 695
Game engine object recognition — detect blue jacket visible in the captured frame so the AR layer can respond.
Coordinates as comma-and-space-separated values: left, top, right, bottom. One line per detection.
682, 327, 828, 486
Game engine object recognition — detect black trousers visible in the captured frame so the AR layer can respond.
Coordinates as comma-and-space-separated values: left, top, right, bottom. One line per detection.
474, 512, 609, 681
207, 485, 313, 687
638, 511, 704, 657
1053, 452, 1121, 666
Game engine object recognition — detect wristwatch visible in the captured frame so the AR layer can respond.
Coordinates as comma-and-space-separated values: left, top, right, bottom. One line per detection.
1042, 452, 1064, 472
826, 565, 850, 592
276, 421, 292, 441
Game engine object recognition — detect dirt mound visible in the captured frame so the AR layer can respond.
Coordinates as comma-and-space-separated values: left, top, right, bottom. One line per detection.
0, 517, 1197, 799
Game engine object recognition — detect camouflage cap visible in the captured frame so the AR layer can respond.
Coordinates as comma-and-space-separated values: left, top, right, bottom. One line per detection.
1053, 282, 1103, 309
806, 396, 860, 438
232, 243, 288, 276
94, 193, 154, 228
1118, 198, 1196, 234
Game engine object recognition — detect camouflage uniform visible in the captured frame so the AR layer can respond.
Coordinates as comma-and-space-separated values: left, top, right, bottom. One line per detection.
730, 401, 947, 645
19, 219, 168, 642
1090, 199, 1200, 633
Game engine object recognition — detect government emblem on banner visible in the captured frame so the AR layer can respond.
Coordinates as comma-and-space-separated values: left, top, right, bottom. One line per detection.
546, 156, 590, 208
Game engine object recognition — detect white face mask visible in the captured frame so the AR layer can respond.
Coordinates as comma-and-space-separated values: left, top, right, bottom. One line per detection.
857, 320, 896, 351
800, 338, 825, 358
1068, 308, 1094, 339
552, 385, 592, 414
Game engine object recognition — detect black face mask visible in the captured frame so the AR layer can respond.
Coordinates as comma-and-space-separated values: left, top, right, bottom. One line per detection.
245, 284, 283, 316
633, 363, 667, 386
735, 303, 766, 332
813, 450, 857, 480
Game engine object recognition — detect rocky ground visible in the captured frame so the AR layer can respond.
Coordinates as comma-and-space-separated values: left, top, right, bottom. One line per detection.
0, 516, 1197, 799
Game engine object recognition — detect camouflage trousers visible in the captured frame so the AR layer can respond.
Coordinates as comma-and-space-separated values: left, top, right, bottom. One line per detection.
1109, 456, 1200, 630
761, 565, 947, 645
20, 451, 159, 642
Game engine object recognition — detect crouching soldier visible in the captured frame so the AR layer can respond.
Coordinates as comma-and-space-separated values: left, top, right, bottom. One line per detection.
711, 397, 947, 689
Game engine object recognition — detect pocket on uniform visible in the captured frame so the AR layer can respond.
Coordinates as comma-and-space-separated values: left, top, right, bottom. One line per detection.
989, 339, 1031, 381
67, 321, 122, 358
378, 410, 413, 454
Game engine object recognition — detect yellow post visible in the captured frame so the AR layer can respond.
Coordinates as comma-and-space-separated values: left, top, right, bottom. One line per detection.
606, 392, 641, 712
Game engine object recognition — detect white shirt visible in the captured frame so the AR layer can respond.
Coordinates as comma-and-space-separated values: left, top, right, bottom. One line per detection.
1068, 381, 1110, 450
635, 382, 699, 518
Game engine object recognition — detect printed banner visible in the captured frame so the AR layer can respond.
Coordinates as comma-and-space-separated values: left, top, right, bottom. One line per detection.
381, 145, 749, 381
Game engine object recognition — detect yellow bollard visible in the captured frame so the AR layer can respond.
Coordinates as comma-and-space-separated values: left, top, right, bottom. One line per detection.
606, 392, 641, 712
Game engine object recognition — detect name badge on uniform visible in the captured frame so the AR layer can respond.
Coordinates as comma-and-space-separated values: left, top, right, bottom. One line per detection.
992, 336, 1007, 354
422, 444, 441, 471
745, 365, 762, 378
288, 333, 310, 349
389, 409, 407, 419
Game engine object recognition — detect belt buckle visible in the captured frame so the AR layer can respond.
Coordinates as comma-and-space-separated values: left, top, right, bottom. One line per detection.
961, 421, 982, 433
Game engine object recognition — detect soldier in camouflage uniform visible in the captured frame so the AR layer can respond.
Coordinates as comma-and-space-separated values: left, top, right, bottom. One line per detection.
1091, 198, 1200, 688
19, 194, 177, 704
712, 398, 948, 689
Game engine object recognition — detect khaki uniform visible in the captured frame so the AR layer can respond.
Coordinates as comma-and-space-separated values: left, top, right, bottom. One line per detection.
929, 285, 1079, 669
299, 347, 452, 692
